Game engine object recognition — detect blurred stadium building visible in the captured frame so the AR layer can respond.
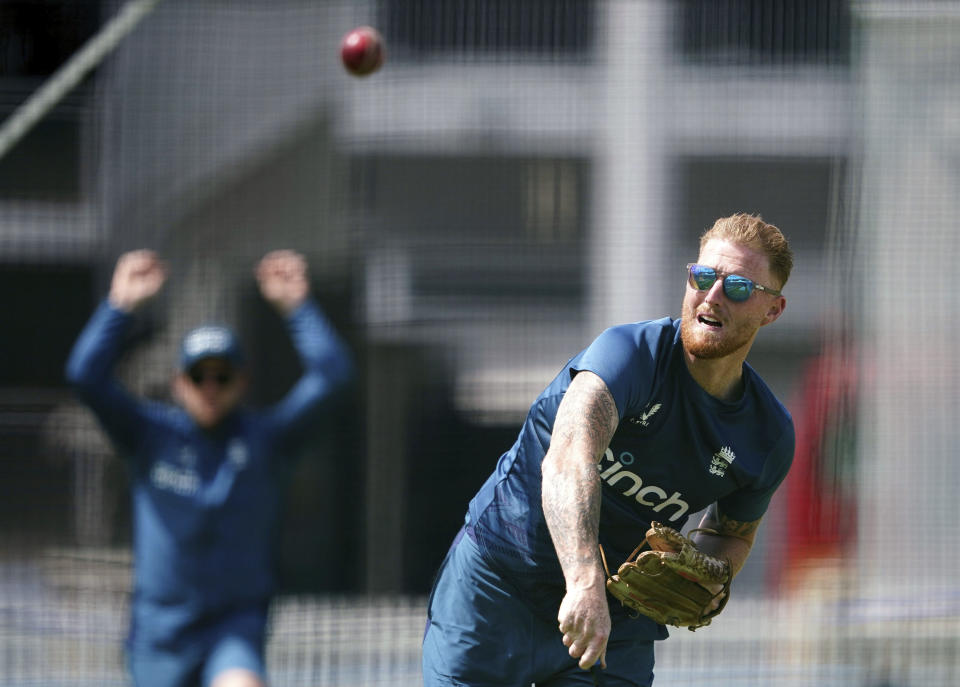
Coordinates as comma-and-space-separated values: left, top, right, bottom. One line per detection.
1, 1, 958, 685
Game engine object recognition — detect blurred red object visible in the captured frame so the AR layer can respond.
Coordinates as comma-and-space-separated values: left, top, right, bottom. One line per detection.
778, 339, 860, 591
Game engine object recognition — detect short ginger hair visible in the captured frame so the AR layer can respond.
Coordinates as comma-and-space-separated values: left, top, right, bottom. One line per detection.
700, 213, 794, 289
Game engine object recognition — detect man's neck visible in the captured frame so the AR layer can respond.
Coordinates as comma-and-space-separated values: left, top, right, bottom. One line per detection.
683, 350, 747, 403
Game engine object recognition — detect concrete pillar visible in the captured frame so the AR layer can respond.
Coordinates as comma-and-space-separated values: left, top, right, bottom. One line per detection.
854, 5, 960, 597
589, 1, 671, 336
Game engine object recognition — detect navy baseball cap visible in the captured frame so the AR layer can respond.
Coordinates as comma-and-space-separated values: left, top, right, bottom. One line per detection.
179, 325, 245, 370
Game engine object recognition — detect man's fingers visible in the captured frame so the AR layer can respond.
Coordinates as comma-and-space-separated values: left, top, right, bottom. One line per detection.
562, 630, 608, 671
577, 640, 606, 670
109, 250, 168, 311
119, 248, 156, 264
556, 590, 611, 672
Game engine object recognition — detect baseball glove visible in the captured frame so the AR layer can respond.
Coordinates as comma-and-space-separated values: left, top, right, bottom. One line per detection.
601, 521, 731, 631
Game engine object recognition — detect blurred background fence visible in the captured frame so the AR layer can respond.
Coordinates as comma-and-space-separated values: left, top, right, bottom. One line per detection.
0, 0, 958, 685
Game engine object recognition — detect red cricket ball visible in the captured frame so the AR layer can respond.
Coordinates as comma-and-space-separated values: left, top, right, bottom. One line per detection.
340, 26, 385, 77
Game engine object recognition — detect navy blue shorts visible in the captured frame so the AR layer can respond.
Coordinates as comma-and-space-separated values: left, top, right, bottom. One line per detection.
422, 528, 655, 686
127, 603, 267, 687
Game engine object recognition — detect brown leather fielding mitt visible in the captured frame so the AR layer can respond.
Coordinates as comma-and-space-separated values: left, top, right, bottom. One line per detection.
602, 522, 731, 631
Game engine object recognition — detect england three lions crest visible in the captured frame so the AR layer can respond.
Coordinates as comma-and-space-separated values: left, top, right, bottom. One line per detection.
709, 446, 736, 477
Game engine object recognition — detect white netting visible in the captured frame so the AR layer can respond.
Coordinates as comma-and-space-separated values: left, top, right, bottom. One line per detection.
1, 1, 958, 684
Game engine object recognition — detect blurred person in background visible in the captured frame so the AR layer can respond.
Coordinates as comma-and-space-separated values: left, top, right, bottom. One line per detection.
422, 214, 795, 686
66, 249, 353, 687
778, 325, 859, 591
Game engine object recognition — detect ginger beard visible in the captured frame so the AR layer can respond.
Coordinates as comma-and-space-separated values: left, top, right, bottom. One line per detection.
679, 295, 760, 360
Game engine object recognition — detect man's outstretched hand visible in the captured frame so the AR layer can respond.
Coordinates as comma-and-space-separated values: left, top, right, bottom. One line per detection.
255, 250, 310, 316
108, 250, 168, 313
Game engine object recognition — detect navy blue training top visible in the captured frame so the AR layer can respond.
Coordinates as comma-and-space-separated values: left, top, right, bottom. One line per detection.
65, 299, 352, 643
466, 318, 794, 638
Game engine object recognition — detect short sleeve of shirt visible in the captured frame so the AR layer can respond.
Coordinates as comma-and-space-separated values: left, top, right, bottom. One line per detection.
570, 319, 676, 420
718, 420, 795, 522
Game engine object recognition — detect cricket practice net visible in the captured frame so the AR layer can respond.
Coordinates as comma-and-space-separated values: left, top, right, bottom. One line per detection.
1, 1, 959, 685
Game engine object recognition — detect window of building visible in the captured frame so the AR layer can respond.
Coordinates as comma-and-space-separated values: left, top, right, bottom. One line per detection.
378, 0, 594, 59
676, 0, 851, 66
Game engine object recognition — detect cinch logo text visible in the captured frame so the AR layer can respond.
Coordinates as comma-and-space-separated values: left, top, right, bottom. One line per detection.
598, 448, 689, 522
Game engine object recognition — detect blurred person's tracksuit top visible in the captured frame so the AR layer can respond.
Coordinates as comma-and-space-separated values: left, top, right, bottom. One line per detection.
65, 298, 352, 646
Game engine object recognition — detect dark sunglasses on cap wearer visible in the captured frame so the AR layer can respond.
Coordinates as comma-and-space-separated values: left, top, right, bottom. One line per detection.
686, 263, 781, 303
188, 369, 234, 387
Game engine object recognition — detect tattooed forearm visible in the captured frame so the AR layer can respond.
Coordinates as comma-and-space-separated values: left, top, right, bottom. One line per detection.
694, 504, 762, 578
542, 462, 602, 572
542, 372, 619, 583
718, 514, 760, 543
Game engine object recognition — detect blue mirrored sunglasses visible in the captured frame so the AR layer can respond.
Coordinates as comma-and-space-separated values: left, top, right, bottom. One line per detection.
686, 263, 781, 303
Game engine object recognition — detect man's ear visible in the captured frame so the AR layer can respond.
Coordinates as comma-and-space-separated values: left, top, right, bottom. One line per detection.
760, 296, 786, 327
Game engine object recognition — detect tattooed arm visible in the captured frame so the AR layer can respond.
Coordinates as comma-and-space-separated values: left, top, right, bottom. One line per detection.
692, 503, 762, 578
542, 371, 620, 671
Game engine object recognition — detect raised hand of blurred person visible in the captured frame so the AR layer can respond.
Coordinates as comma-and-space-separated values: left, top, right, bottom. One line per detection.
255, 250, 310, 316
108, 250, 167, 313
